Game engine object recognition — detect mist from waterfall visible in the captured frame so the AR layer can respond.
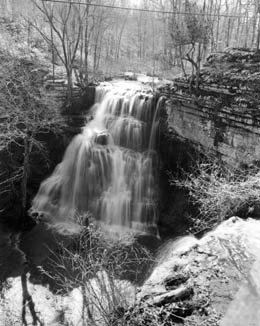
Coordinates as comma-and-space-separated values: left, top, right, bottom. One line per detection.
31, 83, 163, 232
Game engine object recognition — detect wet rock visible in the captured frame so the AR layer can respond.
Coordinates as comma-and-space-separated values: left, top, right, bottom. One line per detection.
95, 131, 110, 145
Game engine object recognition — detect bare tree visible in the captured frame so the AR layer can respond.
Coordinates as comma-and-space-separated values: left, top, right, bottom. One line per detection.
30, 0, 85, 105
0, 53, 63, 215
168, 0, 210, 92
254, 0, 260, 51
0, 49, 64, 325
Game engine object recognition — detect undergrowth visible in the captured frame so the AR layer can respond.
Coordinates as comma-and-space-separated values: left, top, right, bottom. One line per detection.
169, 161, 260, 233
41, 220, 154, 326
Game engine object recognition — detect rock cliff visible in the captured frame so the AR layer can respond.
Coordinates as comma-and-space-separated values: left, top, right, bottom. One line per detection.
162, 48, 260, 167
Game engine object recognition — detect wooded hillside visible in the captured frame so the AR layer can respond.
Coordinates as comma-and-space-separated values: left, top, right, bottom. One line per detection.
1, 0, 259, 87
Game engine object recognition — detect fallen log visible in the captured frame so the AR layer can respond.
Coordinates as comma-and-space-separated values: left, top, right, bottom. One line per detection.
145, 285, 193, 306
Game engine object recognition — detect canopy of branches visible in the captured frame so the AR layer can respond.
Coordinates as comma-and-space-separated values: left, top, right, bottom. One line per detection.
0, 51, 63, 152
1, 0, 260, 84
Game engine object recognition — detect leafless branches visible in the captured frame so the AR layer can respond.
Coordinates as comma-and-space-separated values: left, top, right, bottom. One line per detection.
40, 223, 153, 325
0, 52, 63, 209
170, 161, 260, 233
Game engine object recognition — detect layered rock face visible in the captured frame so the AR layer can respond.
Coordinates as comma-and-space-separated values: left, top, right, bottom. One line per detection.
163, 48, 260, 167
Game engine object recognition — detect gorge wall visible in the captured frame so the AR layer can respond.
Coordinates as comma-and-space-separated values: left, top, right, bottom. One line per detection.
162, 48, 260, 168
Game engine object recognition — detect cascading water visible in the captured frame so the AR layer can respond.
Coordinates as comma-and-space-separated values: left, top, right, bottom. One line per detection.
31, 83, 163, 232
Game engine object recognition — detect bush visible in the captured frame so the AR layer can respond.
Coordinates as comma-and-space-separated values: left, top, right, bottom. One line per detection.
42, 221, 154, 326
169, 161, 260, 233
0, 50, 64, 227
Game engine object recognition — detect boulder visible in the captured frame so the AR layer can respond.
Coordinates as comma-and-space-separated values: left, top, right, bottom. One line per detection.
95, 131, 110, 145
137, 217, 260, 325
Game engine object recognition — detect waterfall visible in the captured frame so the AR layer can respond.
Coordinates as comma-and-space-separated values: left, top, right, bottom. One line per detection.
31, 83, 163, 233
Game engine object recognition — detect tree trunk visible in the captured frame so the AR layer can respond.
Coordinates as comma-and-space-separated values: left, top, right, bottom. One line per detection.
179, 46, 187, 79
116, 21, 126, 60
84, 3, 90, 85
93, 33, 100, 78
196, 42, 202, 93
66, 68, 73, 106
244, 12, 249, 48
21, 269, 42, 326
50, 25, 55, 83
256, 15, 260, 51
215, 0, 222, 51
226, 18, 231, 47
21, 135, 32, 211
251, 4, 257, 48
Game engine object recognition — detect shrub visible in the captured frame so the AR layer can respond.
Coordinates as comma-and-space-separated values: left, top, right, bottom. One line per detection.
42, 221, 154, 326
0, 50, 64, 227
169, 161, 260, 233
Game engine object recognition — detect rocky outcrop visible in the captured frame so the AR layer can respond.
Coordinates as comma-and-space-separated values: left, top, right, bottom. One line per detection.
62, 86, 96, 136
162, 48, 260, 167
137, 217, 260, 325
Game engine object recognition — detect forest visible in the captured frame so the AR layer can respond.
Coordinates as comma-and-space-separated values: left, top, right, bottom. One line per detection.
1, 0, 260, 101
